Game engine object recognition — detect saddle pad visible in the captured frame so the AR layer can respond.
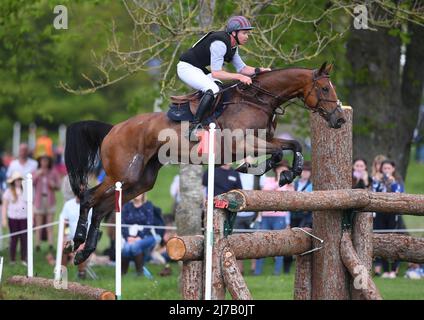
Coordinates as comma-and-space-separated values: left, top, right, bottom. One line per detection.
167, 102, 194, 122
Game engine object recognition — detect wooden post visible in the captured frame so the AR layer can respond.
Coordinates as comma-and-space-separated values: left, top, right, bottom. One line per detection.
181, 261, 204, 299
210, 208, 226, 300
310, 106, 352, 300
221, 238, 252, 300
294, 254, 312, 300
352, 212, 373, 299
340, 232, 382, 300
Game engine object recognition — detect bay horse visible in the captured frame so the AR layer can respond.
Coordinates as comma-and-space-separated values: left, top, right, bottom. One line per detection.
64, 62, 345, 264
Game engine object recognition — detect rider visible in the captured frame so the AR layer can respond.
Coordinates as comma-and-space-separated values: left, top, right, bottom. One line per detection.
177, 15, 271, 138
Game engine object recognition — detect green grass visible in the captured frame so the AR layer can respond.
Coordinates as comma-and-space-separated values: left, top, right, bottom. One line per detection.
0, 156, 423, 300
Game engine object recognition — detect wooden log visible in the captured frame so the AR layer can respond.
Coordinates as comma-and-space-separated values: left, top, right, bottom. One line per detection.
167, 228, 312, 261
340, 232, 382, 300
373, 233, 424, 263
167, 235, 204, 261
220, 189, 424, 216
352, 212, 373, 300
168, 231, 424, 264
181, 261, 203, 300
7, 275, 115, 300
221, 238, 252, 300
221, 189, 368, 212
310, 106, 352, 300
294, 254, 312, 300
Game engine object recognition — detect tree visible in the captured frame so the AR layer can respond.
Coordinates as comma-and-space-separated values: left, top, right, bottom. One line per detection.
346, 1, 424, 179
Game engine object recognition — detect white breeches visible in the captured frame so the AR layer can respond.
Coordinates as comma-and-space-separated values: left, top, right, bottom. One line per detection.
177, 61, 220, 94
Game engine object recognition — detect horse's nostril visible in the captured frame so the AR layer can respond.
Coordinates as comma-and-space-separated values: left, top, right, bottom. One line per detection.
337, 118, 346, 125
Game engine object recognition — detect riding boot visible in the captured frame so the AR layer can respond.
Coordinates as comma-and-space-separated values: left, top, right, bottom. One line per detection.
189, 89, 215, 140
121, 256, 130, 275
134, 253, 144, 276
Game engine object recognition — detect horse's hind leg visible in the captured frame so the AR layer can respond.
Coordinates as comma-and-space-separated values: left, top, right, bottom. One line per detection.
63, 184, 103, 254
74, 156, 163, 265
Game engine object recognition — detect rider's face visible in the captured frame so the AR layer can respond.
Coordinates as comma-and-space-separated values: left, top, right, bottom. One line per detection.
233, 30, 250, 45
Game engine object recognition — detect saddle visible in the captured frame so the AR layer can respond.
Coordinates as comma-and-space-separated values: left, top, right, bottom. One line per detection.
167, 84, 232, 125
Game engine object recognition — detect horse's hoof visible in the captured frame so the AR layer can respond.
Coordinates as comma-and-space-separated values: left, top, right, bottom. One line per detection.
279, 170, 294, 187
74, 251, 86, 265
63, 240, 74, 254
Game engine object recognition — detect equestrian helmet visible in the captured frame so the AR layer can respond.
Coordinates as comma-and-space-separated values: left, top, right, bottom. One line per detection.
226, 16, 254, 33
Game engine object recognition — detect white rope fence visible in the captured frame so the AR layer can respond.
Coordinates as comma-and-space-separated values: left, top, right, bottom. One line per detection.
2, 223, 424, 241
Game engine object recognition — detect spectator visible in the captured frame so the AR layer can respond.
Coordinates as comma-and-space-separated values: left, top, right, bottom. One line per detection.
61, 174, 75, 203
33, 155, 61, 252
0, 156, 7, 194
352, 158, 373, 189
284, 160, 313, 274
1, 172, 27, 265
254, 160, 294, 276
202, 164, 242, 197
371, 154, 387, 182
34, 129, 54, 159
60, 195, 92, 279
235, 166, 266, 275
372, 159, 404, 278
121, 193, 156, 276
170, 175, 181, 216
6, 143, 38, 178
144, 201, 166, 265
291, 160, 313, 228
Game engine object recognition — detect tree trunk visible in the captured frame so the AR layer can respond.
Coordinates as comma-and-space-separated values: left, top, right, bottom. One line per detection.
346, 12, 424, 179
176, 164, 204, 299
310, 107, 352, 300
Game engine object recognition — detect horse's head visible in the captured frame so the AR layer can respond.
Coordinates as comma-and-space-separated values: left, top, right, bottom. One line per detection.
303, 62, 345, 129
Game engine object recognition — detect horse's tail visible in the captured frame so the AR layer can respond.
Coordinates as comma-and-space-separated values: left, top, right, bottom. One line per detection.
65, 120, 113, 198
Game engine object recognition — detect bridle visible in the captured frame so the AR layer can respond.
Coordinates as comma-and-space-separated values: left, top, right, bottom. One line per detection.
302, 72, 342, 120
218, 69, 342, 120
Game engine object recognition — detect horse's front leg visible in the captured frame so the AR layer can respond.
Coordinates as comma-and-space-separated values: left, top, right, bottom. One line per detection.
269, 138, 304, 186
233, 135, 284, 176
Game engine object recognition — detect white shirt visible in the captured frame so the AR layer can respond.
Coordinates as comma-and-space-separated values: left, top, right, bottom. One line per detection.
2, 188, 27, 219
60, 198, 92, 240
6, 158, 38, 178
210, 41, 246, 72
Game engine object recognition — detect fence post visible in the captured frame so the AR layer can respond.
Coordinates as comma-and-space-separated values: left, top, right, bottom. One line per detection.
204, 123, 216, 300
115, 182, 122, 300
26, 173, 33, 278
310, 106, 352, 299
54, 215, 65, 281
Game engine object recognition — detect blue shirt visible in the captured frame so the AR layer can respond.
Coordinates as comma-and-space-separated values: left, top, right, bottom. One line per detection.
121, 201, 155, 240
372, 177, 404, 193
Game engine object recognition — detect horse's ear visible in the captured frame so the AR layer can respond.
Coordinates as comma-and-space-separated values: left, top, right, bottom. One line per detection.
325, 63, 333, 74
317, 62, 327, 75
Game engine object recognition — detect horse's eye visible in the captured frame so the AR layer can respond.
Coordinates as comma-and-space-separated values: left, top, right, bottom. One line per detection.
322, 87, 329, 93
